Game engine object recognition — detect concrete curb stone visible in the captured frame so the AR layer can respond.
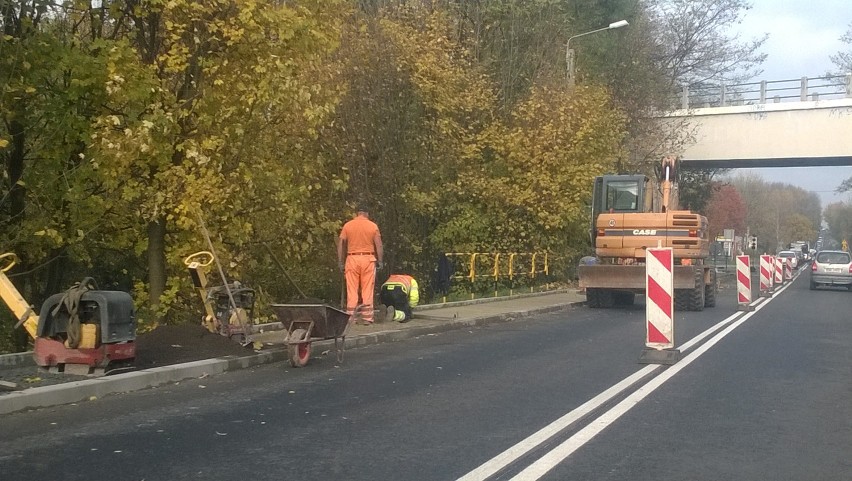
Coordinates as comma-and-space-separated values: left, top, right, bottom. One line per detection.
413, 288, 572, 311
0, 351, 35, 368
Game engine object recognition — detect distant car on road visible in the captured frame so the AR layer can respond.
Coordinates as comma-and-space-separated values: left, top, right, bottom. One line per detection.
778, 250, 799, 269
810, 250, 852, 290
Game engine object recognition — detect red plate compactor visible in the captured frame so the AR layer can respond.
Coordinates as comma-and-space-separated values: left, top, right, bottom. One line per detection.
1, 253, 136, 375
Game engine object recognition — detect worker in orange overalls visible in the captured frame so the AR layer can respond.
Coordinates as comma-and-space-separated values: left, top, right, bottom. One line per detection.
337, 204, 383, 324
380, 274, 419, 323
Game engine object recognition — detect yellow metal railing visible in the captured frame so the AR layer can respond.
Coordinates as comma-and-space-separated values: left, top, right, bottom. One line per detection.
442, 252, 550, 301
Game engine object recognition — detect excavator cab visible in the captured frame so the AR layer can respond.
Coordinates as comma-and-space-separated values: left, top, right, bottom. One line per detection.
590, 175, 651, 245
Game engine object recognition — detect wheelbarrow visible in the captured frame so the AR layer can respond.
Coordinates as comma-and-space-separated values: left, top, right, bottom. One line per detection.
270, 303, 353, 367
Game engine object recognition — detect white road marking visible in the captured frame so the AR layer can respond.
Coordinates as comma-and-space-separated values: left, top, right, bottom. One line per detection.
508, 275, 796, 480
456, 365, 658, 481
458, 272, 798, 481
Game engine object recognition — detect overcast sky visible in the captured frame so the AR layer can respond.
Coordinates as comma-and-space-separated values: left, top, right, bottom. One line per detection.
727, 0, 852, 207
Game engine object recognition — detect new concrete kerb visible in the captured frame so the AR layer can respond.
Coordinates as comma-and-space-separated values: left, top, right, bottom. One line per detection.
1, 290, 583, 414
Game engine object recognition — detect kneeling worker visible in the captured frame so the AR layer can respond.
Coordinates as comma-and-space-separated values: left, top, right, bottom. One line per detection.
380, 274, 419, 323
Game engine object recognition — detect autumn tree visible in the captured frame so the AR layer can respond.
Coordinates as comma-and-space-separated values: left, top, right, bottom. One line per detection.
830, 21, 852, 74
0, 1, 125, 350
824, 202, 852, 247
679, 169, 727, 212
729, 173, 821, 252
703, 183, 747, 240
86, 0, 346, 321
314, 5, 498, 286
649, 0, 766, 88
436, 83, 627, 257
830, 23, 852, 193
785, 214, 817, 247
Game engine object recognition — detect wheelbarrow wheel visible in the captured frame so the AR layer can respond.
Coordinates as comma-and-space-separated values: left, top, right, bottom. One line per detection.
288, 328, 311, 368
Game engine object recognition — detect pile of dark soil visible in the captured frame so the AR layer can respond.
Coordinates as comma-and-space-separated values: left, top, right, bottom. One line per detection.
133, 324, 253, 369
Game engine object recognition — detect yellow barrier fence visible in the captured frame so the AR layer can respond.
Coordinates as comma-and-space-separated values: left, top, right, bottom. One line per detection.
442, 252, 550, 301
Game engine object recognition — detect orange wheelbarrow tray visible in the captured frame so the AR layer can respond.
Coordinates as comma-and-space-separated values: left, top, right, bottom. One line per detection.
270, 303, 352, 368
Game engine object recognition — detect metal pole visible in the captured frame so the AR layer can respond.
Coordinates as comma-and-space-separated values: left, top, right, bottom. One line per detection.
681, 85, 689, 109
263, 243, 308, 299
565, 22, 627, 87
566, 46, 576, 87
759, 80, 766, 104
800, 76, 808, 101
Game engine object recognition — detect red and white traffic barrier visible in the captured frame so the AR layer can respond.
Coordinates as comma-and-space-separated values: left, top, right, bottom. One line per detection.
759, 254, 773, 297
784, 258, 793, 281
769, 256, 776, 289
639, 247, 679, 364
736, 255, 754, 311
775, 256, 784, 285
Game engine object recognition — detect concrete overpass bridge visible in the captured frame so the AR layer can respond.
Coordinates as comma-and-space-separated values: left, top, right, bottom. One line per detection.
664, 74, 852, 169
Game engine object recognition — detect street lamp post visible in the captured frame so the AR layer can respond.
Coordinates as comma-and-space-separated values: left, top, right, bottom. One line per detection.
566, 19, 629, 87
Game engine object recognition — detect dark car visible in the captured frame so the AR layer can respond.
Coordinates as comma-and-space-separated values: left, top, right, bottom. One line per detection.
810, 250, 852, 290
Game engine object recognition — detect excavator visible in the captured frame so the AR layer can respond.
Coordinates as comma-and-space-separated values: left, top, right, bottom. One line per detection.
1, 253, 136, 375
578, 156, 717, 311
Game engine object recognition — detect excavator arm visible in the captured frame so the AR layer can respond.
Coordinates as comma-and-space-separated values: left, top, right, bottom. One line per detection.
657, 155, 679, 213
0, 253, 39, 339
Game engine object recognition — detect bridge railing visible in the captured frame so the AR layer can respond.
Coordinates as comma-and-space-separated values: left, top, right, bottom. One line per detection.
677, 74, 852, 110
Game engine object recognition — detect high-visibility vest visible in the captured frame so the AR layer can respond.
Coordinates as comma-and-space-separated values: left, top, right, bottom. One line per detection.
382, 274, 419, 307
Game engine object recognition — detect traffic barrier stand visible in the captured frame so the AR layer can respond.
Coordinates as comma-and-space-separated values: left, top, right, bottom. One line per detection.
736, 255, 754, 311
759, 255, 773, 297
784, 258, 793, 281
770, 256, 776, 290
639, 247, 680, 365
774, 256, 784, 287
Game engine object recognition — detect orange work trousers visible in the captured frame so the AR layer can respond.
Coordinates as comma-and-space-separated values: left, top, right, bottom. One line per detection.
344, 255, 376, 322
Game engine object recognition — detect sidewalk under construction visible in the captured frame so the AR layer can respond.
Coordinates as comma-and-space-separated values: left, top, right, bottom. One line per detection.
0, 289, 585, 414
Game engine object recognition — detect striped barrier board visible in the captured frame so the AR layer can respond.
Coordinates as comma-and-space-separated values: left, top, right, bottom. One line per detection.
759, 255, 773, 297
775, 256, 784, 285
769, 256, 776, 289
639, 247, 680, 365
785, 258, 793, 280
736, 255, 754, 311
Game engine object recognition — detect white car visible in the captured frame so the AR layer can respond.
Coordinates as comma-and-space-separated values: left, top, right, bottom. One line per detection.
810, 250, 852, 290
778, 250, 799, 269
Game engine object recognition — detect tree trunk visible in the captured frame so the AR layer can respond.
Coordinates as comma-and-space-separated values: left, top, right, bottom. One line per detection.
147, 216, 167, 320
42, 250, 68, 300
6, 118, 26, 227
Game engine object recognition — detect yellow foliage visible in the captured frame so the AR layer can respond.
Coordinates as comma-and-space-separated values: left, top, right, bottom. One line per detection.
440, 84, 626, 251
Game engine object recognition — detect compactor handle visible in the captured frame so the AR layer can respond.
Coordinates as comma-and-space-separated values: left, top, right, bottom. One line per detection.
183, 251, 215, 267
0, 253, 19, 273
